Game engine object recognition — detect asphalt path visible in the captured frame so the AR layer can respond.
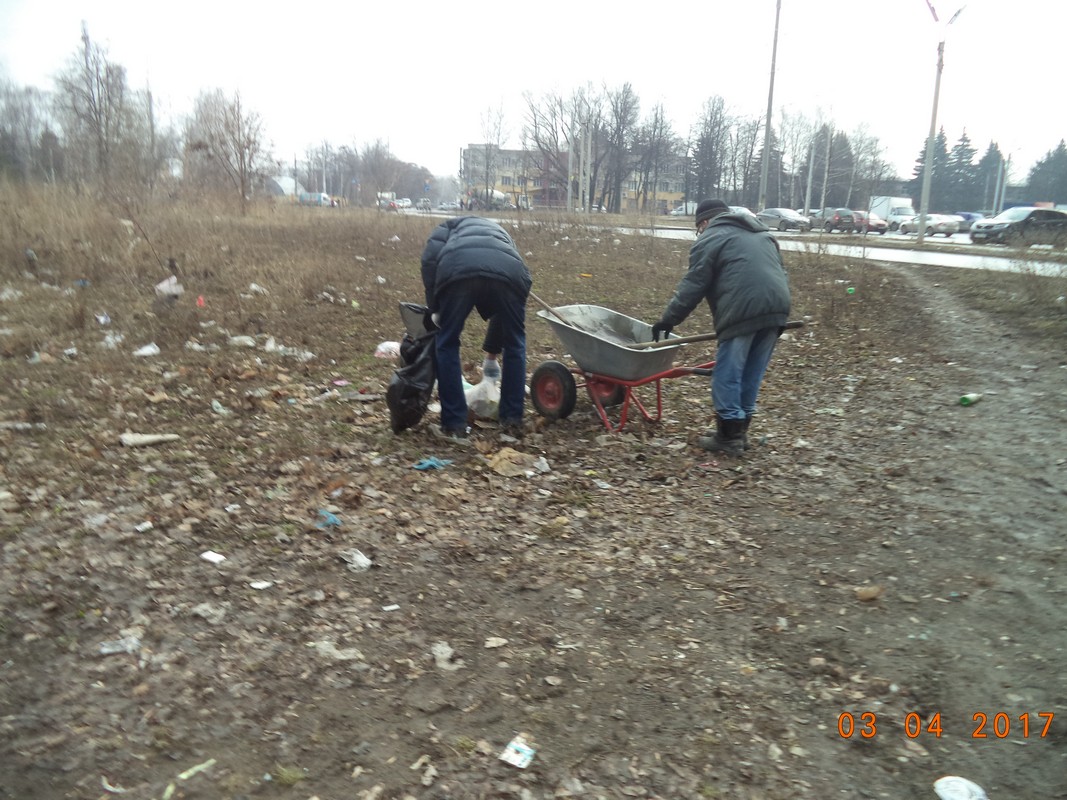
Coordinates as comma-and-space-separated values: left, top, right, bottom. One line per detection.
644, 225, 1067, 277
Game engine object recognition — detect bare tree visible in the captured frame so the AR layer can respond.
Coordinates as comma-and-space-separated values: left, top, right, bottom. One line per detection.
690, 97, 731, 201
602, 84, 640, 212
361, 139, 400, 209
632, 103, 674, 213
53, 23, 134, 188
184, 89, 264, 213
522, 91, 578, 208
0, 82, 53, 181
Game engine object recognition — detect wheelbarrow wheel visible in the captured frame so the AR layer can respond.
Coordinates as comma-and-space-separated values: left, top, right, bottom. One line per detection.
586, 376, 626, 408
531, 361, 577, 420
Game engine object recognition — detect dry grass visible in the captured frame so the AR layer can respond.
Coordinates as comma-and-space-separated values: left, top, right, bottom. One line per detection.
2, 182, 1063, 382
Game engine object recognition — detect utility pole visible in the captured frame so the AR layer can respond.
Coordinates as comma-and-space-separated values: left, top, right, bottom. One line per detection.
757, 0, 782, 212
918, 3, 964, 245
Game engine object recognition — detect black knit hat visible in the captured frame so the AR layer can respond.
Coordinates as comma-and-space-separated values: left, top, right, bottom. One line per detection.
695, 198, 729, 226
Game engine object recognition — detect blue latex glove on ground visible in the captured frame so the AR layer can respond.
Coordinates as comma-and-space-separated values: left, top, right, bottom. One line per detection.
413, 457, 453, 471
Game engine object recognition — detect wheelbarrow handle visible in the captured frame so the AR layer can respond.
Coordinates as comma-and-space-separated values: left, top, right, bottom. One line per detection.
529, 291, 573, 326
628, 320, 805, 350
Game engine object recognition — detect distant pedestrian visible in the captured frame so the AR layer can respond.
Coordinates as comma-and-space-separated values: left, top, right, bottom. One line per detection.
651, 199, 791, 455
421, 216, 532, 442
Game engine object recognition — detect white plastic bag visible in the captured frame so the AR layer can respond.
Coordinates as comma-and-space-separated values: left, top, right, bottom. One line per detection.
465, 377, 500, 419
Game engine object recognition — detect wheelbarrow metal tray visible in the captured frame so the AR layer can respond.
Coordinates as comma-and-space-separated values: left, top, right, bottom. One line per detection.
536, 304, 680, 381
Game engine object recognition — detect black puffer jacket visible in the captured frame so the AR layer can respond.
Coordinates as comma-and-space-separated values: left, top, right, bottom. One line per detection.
661, 211, 790, 340
421, 216, 532, 310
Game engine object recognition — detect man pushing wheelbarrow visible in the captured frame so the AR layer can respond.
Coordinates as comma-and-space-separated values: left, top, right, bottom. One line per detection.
650, 198, 792, 456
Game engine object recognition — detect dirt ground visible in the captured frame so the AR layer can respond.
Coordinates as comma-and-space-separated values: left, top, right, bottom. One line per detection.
1, 210, 1065, 800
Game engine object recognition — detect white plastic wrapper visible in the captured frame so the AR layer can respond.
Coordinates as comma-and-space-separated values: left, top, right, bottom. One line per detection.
465, 376, 500, 419
374, 340, 401, 360
934, 776, 988, 800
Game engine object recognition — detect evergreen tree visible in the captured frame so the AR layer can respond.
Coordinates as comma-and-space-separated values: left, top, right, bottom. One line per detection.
907, 127, 950, 210
945, 131, 977, 212
975, 142, 1004, 212
1027, 140, 1067, 204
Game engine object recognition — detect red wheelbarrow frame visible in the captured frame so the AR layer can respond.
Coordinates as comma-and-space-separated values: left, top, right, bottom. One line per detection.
532, 360, 715, 433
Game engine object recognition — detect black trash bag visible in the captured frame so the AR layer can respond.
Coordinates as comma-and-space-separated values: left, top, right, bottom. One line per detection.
386, 330, 437, 433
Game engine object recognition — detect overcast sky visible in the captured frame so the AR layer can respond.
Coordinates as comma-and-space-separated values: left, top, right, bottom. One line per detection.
1, 0, 1063, 185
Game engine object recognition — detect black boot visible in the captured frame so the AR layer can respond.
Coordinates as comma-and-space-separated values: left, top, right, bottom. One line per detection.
741, 415, 751, 450
698, 416, 746, 456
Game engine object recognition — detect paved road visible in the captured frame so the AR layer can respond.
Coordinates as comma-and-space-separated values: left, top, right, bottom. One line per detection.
644, 225, 1067, 277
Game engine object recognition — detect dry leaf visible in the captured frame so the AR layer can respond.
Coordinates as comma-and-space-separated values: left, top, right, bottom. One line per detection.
855, 585, 885, 601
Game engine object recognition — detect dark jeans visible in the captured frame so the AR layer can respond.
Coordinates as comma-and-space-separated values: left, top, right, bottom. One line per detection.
435, 277, 527, 430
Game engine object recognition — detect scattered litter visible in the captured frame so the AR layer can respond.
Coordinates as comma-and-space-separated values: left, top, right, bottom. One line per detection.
308, 640, 364, 661
100, 775, 128, 794
431, 641, 463, 671
959, 393, 982, 406
134, 521, 153, 533
95, 313, 111, 325
228, 335, 257, 348
488, 447, 549, 478
249, 580, 273, 590
211, 399, 233, 416
315, 509, 342, 528
854, 585, 885, 601
934, 776, 988, 800
119, 432, 180, 447
466, 377, 500, 419
154, 275, 183, 298
592, 479, 613, 490
374, 341, 401, 359
381, 604, 400, 612
133, 343, 160, 357
378, 273, 389, 281
177, 758, 217, 781
0, 421, 47, 431
484, 637, 509, 649
248, 282, 268, 295
413, 457, 452, 471
498, 734, 536, 769
98, 635, 141, 656
199, 550, 226, 564
63, 346, 78, 358
340, 548, 372, 572
196, 295, 205, 307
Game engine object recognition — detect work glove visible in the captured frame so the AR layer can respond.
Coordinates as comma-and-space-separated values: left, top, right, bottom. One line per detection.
651, 321, 673, 342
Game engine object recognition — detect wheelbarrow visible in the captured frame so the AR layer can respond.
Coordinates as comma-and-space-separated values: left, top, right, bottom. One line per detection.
530, 303, 720, 433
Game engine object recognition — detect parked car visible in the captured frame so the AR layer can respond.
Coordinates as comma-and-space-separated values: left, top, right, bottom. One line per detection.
416, 198, 431, 211
952, 211, 984, 232
817, 207, 855, 233
969, 206, 1067, 247
397, 198, 412, 209
437, 200, 460, 210
669, 201, 697, 216
899, 214, 960, 237
852, 211, 888, 235
756, 207, 811, 231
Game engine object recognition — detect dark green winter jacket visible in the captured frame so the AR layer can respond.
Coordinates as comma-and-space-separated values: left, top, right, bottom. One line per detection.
661, 211, 791, 341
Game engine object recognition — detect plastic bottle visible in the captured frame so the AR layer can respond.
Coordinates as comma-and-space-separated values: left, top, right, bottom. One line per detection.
959, 393, 983, 406
482, 357, 501, 381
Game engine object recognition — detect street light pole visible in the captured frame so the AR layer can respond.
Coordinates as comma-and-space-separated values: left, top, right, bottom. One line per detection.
757, 0, 782, 212
917, 4, 964, 246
